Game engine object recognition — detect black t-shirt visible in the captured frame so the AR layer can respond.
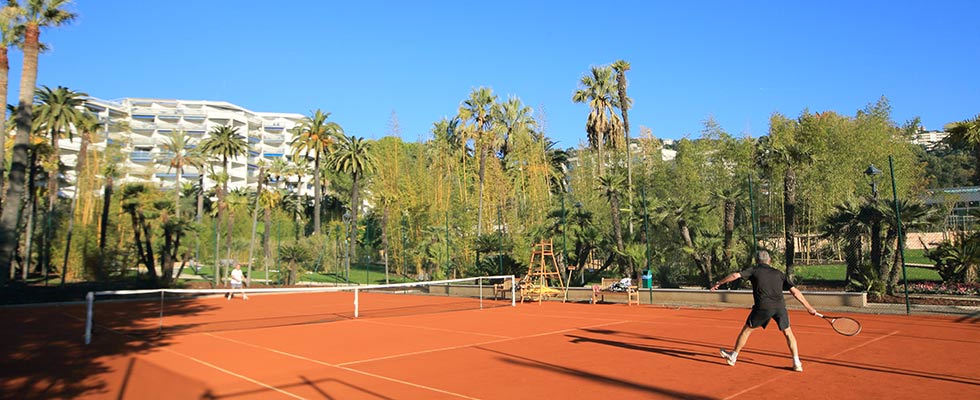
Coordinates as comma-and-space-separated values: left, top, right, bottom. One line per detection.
739, 264, 794, 310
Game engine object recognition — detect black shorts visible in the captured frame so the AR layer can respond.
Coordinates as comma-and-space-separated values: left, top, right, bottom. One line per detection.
745, 307, 790, 330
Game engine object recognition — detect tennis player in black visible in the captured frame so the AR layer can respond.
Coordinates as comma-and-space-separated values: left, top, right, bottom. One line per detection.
711, 250, 817, 372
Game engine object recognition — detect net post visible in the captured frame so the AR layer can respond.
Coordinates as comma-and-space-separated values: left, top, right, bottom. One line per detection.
84, 291, 94, 345
158, 290, 165, 336
510, 275, 516, 307
479, 277, 483, 309
354, 288, 359, 318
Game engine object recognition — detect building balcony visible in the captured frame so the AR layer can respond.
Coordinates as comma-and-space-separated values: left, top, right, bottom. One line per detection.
129, 121, 156, 130
130, 151, 154, 163
263, 133, 285, 143
156, 151, 175, 162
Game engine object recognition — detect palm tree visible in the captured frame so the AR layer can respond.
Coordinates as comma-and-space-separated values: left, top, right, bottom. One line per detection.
879, 200, 938, 292
944, 115, 980, 185
199, 124, 247, 257
99, 158, 119, 250
159, 130, 194, 219
0, 0, 76, 283
598, 172, 630, 276
0, 6, 22, 202
712, 187, 743, 273
328, 134, 377, 266
572, 66, 623, 176
495, 96, 535, 163
611, 60, 634, 230
458, 87, 499, 236
821, 199, 869, 287
33, 85, 86, 277
756, 130, 813, 280
290, 109, 341, 236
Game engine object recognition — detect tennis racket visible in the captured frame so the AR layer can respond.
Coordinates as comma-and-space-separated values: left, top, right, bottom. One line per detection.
815, 312, 862, 336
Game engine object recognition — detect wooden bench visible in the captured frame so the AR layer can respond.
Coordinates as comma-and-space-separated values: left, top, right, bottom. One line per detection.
592, 278, 639, 305
493, 279, 514, 300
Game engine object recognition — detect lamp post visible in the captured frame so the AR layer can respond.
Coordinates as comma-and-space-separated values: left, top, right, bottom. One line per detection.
343, 210, 351, 285
864, 164, 882, 199
865, 163, 884, 280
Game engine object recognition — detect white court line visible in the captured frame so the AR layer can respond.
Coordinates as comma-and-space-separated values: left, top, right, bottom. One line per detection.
342, 320, 628, 366
829, 330, 900, 358
204, 320, 629, 398
204, 333, 480, 400
157, 346, 306, 399
356, 318, 514, 339
723, 330, 902, 400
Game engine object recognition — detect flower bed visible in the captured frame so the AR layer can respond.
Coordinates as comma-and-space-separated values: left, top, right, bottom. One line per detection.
908, 282, 980, 296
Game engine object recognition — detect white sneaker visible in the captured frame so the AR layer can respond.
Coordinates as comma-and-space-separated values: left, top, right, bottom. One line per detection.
243, 295, 249, 300
793, 362, 803, 372
720, 349, 737, 366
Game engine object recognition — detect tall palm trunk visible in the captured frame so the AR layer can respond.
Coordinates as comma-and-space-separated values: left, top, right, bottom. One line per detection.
349, 172, 359, 264
222, 157, 231, 258
784, 166, 797, 279
609, 192, 627, 275
723, 199, 736, 271
174, 167, 182, 219
0, 45, 9, 205
22, 152, 39, 281
477, 145, 486, 236
0, 23, 41, 282
382, 203, 389, 284
196, 173, 204, 223
99, 176, 113, 249
313, 154, 321, 235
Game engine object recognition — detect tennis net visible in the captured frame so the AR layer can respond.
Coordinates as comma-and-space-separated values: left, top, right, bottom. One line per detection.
84, 275, 516, 344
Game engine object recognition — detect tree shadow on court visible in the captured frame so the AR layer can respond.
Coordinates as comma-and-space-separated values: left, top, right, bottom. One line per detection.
0, 282, 218, 399
476, 346, 716, 399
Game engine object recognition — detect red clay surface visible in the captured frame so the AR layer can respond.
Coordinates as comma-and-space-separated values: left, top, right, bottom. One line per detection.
2, 291, 978, 399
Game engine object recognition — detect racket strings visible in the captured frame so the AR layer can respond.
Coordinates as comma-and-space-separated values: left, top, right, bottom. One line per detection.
832, 318, 861, 335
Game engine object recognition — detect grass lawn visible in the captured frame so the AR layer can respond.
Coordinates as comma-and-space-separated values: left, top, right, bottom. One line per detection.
794, 263, 941, 282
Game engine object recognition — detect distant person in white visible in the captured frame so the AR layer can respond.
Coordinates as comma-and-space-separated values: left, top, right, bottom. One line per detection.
227, 264, 248, 300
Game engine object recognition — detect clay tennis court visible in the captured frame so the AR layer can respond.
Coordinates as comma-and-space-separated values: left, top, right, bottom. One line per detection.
2, 290, 978, 399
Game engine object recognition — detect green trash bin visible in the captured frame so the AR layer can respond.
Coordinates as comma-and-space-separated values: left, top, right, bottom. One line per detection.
641, 270, 653, 289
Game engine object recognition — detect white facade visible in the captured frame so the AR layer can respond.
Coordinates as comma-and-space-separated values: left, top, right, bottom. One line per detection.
78, 97, 307, 195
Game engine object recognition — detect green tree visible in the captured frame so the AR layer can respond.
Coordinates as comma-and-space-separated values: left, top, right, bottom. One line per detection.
756, 114, 813, 280
943, 115, 980, 185
0, 0, 76, 282
611, 60, 633, 226
598, 172, 630, 275
290, 109, 341, 235
33, 85, 87, 277
0, 6, 22, 201
458, 87, 499, 236
328, 134, 377, 266
572, 65, 623, 175
159, 130, 195, 219
200, 124, 247, 259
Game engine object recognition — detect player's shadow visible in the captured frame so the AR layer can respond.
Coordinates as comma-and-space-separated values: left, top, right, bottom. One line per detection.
565, 334, 780, 370
477, 347, 716, 399
581, 327, 980, 386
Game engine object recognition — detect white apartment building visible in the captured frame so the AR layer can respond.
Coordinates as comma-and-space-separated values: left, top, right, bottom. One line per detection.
77, 97, 307, 195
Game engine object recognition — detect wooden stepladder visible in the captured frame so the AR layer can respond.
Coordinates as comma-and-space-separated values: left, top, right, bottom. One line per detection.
522, 239, 566, 303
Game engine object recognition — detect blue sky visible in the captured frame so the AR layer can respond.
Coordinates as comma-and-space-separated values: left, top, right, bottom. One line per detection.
15, 0, 980, 148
